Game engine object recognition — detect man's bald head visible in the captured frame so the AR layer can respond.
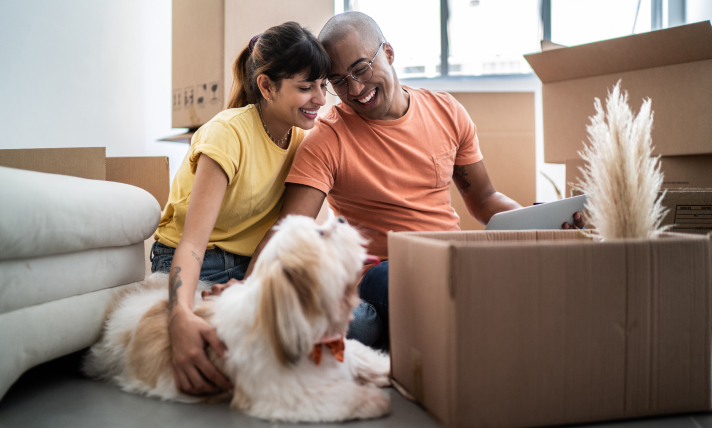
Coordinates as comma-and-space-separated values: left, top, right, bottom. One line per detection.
319, 12, 406, 122
318, 12, 385, 50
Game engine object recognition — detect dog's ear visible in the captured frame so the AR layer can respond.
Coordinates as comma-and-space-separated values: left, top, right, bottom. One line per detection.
255, 260, 321, 366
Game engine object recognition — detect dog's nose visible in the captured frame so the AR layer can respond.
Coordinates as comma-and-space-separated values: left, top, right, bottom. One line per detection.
336, 216, 346, 224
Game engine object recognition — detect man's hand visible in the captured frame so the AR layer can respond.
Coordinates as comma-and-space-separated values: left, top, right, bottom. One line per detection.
201, 278, 241, 299
562, 211, 585, 229
168, 305, 232, 395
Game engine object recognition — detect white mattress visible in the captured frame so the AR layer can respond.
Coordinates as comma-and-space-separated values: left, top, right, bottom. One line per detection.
0, 242, 145, 315
0, 166, 161, 261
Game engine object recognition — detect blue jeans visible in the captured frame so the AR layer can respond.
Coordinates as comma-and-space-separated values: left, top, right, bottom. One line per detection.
150, 241, 251, 284
347, 261, 389, 349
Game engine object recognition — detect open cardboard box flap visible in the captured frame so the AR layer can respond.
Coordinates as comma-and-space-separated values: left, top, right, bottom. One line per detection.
526, 21, 712, 83
524, 21, 712, 163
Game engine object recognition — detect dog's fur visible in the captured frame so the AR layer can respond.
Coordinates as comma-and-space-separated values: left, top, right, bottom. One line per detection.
83, 215, 391, 422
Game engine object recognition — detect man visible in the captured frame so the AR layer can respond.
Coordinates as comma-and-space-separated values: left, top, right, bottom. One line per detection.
218, 12, 583, 347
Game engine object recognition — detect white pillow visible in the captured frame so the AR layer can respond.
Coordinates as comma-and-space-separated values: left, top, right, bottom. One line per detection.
0, 166, 161, 261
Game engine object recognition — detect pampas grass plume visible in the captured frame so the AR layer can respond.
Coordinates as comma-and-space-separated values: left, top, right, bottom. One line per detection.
578, 81, 667, 240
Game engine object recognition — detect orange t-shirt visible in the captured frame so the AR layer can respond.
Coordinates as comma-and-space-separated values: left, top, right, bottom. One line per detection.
286, 86, 483, 259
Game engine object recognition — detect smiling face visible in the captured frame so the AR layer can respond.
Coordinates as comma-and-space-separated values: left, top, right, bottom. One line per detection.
326, 31, 399, 121
268, 71, 327, 131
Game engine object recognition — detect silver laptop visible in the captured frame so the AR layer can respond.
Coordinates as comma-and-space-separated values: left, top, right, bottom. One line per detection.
485, 194, 587, 230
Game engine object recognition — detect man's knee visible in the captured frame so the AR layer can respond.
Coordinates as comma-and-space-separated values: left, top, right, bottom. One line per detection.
346, 301, 382, 346
359, 260, 389, 308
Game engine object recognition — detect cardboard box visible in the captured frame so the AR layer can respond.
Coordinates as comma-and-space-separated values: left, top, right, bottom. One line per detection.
0, 148, 170, 209
106, 157, 170, 209
566, 157, 712, 234
388, 230, 712, 428
525, 21, 712, 164
172, 0, 334, 129
569, 188, 712, 234
566, 156, 712, 196
0, 147, 106, 180
659, 190, 712, 234
449, 93, 537, 231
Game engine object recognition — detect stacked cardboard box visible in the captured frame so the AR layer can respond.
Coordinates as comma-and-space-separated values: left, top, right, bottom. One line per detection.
389, 229, 712, 428
524, 21, 712, 233
449, 92, 537, 231
171, 0, 334, 130
566, 156, 712, 234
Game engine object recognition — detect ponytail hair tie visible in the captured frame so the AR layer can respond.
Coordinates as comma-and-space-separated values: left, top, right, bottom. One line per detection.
248, 34, 261, 53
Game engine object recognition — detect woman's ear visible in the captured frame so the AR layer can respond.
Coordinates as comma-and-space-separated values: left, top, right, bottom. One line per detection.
256, 74, 275, 101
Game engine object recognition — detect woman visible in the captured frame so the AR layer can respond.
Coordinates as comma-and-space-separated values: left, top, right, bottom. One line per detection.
150, 22, 330, 396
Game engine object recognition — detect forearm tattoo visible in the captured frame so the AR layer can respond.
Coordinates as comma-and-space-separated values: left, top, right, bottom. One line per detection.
190, 250, 202, 265
168, 267, 183, 310
453, 165, 472, 194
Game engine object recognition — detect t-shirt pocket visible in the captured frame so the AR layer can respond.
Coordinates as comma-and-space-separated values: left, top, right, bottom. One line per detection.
432, 147, 457, 188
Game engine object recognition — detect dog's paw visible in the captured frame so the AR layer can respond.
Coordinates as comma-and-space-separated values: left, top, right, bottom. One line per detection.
346, 340, 392, 388
371, 372, 391, 388
359, 355, 391, 387
353, 388, 391, 419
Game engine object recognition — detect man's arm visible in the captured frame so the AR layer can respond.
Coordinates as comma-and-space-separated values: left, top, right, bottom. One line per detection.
453, 160, 585, 229
452, 160, 521, 225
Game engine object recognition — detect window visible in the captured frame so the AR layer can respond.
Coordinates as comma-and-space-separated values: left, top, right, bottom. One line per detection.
343, 0, 539, 78
551, 0, 651, 47
340, 0, 695, 78
344, 0, 442, 78
448, 0, 539, 76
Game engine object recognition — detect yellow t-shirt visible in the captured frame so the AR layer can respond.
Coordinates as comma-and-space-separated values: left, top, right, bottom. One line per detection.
154, 105, 306, 256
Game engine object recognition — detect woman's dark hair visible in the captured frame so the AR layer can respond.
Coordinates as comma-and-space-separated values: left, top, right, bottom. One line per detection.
227, 22, 331, 109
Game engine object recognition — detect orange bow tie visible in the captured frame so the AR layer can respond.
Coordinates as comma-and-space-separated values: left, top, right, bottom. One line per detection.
309, 337, 345, 365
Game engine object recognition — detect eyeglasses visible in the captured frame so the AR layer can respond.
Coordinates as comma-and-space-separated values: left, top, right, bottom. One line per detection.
326, 42, 384, 97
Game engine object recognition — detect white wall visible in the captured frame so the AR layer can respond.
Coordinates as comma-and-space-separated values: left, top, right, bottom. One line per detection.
0, 0, 188, 180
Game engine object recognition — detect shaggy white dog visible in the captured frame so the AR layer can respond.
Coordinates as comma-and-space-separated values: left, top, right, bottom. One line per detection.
83, 215, 391, 423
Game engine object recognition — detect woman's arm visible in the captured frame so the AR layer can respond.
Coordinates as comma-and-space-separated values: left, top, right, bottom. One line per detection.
168, 153, 232, 395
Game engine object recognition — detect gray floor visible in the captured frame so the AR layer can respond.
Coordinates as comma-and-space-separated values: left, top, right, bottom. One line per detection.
0, 352, 710, 428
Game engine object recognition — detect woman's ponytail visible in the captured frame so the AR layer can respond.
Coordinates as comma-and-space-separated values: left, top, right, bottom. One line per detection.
226, 45, 253, 109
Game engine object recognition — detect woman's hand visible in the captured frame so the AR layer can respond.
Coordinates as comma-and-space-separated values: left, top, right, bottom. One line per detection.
201, 278, 241, 299
168, 305, 232, 395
